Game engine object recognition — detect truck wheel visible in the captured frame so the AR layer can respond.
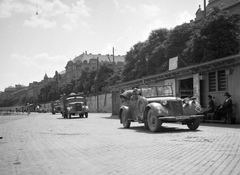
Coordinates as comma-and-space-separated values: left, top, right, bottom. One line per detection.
121, 111, 130, 128
85, 112, 88, 118
147, 109, 162, 132
187, 118, 200, 130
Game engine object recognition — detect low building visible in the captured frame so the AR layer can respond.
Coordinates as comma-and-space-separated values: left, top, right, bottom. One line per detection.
111, 53, 240, 123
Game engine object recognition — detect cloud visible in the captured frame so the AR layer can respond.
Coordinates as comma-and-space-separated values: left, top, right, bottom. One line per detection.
101, 44, 113, 55
63, 0, 91, 31
176, 11, 193, 25
0, 0, 91, 30
11, 53, 68, 72
112, 0, 119, 10
24, 16, 57, 28
125, 5, 136, 12
0, 0, 32, 18
139, 4, 161, 19
141, 19, 172, 41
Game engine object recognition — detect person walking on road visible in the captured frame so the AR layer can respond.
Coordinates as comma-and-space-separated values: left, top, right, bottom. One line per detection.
27, 103, 30, 115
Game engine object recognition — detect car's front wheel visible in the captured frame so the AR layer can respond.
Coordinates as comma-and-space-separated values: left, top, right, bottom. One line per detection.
121, 111, 131, 128
187, 118, 200, 130
147, 109, 162, 132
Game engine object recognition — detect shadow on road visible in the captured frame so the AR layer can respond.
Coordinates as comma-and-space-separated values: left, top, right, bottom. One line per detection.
118, 125, 201, 134
101, 117, 118, 120
200, 122, 240, 129
57, 117, 87, 120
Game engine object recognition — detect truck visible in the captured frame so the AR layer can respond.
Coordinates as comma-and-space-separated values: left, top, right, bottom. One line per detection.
60, 93, 89, 119
51, 100, 61, 114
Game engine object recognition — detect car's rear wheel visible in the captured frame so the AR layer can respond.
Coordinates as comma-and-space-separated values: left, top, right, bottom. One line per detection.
187, 118, 200, 130
147, 109, 162, 132
121, 111, 131, 128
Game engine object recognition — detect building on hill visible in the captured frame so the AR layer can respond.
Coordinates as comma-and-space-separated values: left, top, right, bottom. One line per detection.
10, 87, 28, 100
65, 52, 125, 83
195, 0, 240, 22
2, 85, 27, 99
28, 73, 52, 98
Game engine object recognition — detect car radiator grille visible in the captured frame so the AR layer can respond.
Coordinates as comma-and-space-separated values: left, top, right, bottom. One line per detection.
75, 104, 82, 111
168, 101, 183, 116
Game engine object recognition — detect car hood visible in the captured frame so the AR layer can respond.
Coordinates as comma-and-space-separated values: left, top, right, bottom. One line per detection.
146, 96, 182, 102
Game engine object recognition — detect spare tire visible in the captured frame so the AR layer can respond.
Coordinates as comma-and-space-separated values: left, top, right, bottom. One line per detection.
137, 97, 148, 115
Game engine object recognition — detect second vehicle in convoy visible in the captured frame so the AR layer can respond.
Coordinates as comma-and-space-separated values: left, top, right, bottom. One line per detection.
60, 93, 89, 119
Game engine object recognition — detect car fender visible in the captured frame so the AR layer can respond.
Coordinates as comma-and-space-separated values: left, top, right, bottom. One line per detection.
137, 97, 148, 120
183, 100, 202, 115
147, 102, 170, 117
119, 105, 131, 123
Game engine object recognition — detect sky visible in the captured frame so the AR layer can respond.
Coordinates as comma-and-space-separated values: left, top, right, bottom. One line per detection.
0, 0, 204, 92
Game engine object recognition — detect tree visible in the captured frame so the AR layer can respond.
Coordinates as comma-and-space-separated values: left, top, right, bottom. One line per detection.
147, 28, 169, 74
184, 7, 240, 63
165, 23, 195, 68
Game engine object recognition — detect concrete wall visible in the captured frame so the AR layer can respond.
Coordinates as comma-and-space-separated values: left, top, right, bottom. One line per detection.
86, 93, 112, 113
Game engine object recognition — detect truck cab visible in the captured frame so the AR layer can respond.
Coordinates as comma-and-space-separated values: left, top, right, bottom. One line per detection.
61, 93, 89, 119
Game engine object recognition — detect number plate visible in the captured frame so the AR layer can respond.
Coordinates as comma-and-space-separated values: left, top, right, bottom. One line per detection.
195, 106, 202, 113
176, 116, 190, 120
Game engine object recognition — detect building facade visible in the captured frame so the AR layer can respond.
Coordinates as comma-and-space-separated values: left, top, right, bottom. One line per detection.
195, 0, 240, 22
65, 52, 125, 83
3, 85, 27, 99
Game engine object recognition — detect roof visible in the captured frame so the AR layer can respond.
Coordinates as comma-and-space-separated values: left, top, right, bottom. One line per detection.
73, 53, 125, 64
111, 53, 240, 90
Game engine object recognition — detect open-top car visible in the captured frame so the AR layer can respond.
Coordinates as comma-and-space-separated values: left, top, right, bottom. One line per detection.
119, 85, 204, 132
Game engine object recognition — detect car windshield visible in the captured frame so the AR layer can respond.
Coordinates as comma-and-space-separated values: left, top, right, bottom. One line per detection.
141, 85, 173, 97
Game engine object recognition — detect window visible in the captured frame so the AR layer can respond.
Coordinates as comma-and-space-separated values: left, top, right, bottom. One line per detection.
208, 70, 226, 92
209, 72, 216, 92
218, 70, 226, 91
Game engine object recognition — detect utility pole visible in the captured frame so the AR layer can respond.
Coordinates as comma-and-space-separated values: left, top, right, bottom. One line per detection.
113, 47, 115, 70
204, 0, 207, 18
96, 57, 99, 112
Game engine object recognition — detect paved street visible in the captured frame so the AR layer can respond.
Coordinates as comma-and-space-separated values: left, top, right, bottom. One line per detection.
0, 113, 240, 175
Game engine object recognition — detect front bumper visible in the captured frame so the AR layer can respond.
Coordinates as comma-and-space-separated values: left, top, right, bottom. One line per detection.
158, 115, 204, 121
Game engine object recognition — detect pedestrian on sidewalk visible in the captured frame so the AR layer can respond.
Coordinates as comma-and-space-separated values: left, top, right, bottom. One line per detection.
214, 92, 232, 123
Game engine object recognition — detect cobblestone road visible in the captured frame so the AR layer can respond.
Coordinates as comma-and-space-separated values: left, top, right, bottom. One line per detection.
0, 113, 240, 175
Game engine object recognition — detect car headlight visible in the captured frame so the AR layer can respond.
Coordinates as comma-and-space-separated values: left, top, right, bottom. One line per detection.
161, 100, 167, 105
183, 98, 190, 104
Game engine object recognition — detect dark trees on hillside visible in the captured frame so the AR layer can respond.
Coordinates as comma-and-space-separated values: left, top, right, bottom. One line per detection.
183, 8, 240, 63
